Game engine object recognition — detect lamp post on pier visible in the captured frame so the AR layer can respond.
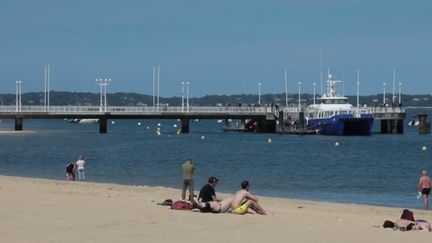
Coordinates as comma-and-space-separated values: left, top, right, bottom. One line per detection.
15, 80, 22, 112
258, 82, 262, 105
382, 82, 386, 105
186, 81, 190, 112
181, 82, 185, 112
298, 81, 302, 109
96, 78, 111, 112
398, 82, 402, 105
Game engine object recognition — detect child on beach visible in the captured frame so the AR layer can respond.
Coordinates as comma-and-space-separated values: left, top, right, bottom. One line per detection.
66, 163, 75, 181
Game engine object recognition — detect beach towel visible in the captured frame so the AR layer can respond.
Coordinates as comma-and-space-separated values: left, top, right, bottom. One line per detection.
171, 200, 192, 210
400, 209, 415, 221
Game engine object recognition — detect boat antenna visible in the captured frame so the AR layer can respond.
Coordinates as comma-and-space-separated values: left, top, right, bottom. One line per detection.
356, 68, 360, 110
392, 67, 396, 104
320, 46, 323, 96
342, 72, 345, 97
284, 69, 288, 107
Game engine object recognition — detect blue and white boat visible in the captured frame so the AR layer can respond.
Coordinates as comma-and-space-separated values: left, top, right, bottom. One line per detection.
305, 74, 374, 135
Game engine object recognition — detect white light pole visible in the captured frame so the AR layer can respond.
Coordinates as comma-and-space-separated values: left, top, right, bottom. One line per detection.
298, 81, 301, 108
16, 80, 22, 111
398, 81, 402, 105
392, 67, 396, 104
152, 66, 155, 107
258, 82, 262, 105
157, 65, 160, 108
104, 78, 111, 110
382, 82, 386, 105
96, 78, 111, 111
313, 83, 316, 106
186, 81, 190, 112
181, 82, 185, 112
284, 69, 288, 107
356, 68, 360, 109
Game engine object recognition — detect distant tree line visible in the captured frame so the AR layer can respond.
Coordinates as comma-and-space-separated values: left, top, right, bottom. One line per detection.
0, 91, 431, 107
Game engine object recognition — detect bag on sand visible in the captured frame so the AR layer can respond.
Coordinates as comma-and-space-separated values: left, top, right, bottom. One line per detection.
171, 200, 192, 210
400, 209, 415, 221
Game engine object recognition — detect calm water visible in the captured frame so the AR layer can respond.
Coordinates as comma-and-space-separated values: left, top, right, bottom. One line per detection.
0, 108, 431, 209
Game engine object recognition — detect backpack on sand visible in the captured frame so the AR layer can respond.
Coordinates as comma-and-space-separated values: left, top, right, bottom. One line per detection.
171, 200, 192, 210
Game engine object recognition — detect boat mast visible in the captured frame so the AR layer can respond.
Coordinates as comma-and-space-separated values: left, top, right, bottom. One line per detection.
392, 67, 396, 104
320, 46, 323, 96
284, 69, 288, 107
356, 68, 360, 109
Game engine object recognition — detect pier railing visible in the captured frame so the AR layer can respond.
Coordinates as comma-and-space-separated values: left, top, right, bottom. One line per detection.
0, 105, 275, 114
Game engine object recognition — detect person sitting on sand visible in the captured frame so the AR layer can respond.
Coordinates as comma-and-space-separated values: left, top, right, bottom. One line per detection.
418, 170, 432, 210
383, 219, 432, 232
192, 197, 233, 213
198, 176, 221, 203
230, 180, 266, 215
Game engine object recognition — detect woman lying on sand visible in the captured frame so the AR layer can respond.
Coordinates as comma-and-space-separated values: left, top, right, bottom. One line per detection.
383, 219, 432, 232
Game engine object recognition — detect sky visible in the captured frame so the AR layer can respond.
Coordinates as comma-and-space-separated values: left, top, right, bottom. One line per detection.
0, 0, 431, 97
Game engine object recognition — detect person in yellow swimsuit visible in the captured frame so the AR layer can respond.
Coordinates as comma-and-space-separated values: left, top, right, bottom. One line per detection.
231, 180, 266, 215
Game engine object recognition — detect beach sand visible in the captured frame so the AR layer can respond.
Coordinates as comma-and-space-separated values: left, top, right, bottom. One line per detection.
0, 175, 430, 243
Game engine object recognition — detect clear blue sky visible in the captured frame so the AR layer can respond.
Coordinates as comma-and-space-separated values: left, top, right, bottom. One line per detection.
0, 0, 430, 97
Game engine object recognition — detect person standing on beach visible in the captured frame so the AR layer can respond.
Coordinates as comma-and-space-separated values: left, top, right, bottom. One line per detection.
76, 156, 86, 181
418, 170, 432, 210
181, 159, 195, 201
231, 180, 266, 215
198, 176, 220, 203
66, 162, 75, 181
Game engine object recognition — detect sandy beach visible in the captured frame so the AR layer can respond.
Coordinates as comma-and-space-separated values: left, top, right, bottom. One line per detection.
0, 175, 430, 243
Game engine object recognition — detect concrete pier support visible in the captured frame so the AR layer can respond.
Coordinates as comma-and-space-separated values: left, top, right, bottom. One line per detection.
14, 117, 23, 131
380, 119, 403, 134
99, 118, 107, 134
257, 118, 276, 133
181, 118, 190, 134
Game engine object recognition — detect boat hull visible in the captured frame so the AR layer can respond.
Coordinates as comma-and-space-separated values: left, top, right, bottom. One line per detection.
307, 114, 374, 136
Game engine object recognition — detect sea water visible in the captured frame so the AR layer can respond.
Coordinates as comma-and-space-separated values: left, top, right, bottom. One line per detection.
0, 108, 431, 209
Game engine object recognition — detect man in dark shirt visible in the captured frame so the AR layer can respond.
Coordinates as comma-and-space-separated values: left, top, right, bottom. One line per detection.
198, 176, 219, 203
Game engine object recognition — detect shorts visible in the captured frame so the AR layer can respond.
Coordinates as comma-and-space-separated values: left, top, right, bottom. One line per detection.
421, 188, 430, 195
233, 204, 249, 215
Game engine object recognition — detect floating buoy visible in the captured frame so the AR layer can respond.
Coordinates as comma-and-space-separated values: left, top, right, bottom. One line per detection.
137, 122, 141, 126
201, 136, 205, 140
173, 124, 178, 128
146, 126, 150, 130
111, 121, 115, 124
335, 142, 339, 146
267, 138, 272, 143
422, 146, 427, 151
157, 123, 161, 127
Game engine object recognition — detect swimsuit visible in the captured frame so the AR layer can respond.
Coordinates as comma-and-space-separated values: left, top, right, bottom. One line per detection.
421, 188, 431, 195
233, 204, 249, 215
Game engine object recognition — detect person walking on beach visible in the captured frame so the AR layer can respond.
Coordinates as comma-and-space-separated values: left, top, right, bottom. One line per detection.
198, 176, 220, 203
66, 162, 75, 181
418, 170, 432, 210
76, 156, 86, 181
231, 180, 266, 215
181, 159, 195, 201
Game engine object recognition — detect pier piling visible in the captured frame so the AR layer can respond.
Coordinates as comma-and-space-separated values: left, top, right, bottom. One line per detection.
181, 118, 189, 134
99, 118, 107, 134
14, 117, 23, 131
